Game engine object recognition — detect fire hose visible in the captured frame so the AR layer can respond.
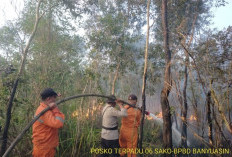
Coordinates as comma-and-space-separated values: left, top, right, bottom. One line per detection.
3, 94, 146, 157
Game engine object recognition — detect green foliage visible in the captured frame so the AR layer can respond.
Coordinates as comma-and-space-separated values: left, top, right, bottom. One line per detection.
143, 120, 162, 149
194, 26, 232, 84
86, 0, 144, 73
0, 24, 22, 57
153, 0, 213, 49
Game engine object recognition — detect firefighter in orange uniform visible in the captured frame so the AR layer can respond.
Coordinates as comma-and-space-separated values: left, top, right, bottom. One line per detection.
119, 94, 141, 157
32, 88, 65, 157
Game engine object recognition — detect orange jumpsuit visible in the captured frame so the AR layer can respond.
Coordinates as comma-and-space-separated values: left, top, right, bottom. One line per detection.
32, 102, 65, 157
119, 105, 141, 157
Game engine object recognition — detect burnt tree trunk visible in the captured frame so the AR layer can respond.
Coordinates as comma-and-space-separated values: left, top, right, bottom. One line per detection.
213, 102, 222, 149
178, 6, 197, 148
181, 63, 188, 147
0, 1, 43, 156
181, 39, 190, 147
227, 83, 232, 133
207, 91, 213, 147
160, 0, 172, 151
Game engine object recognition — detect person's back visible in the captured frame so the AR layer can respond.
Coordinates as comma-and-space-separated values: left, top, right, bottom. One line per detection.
32, 103, 64, 149
32, 88, 65, 157
101, 104, 123, 140
100, 95, 127, 157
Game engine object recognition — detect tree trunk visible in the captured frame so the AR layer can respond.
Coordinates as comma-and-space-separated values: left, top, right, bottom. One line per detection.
111, 63, 120, 95
207, 91, 213, 147
48, 0, 53, 42
213, 102, 221, 149
0, 1, 43, 156
181, 49, 189, 148
173, 111, 178, 129
211, 88, 232, 134
139, 0, 150, 151
227, 83, 232, 131
178, 9, 198, 147
160, 0, 172, 151
190, 80, 200, 134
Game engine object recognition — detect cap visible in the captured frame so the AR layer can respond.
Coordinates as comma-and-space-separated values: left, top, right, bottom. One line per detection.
107, 95, 116, 104
40, 88, 58, 100
128, 94, 137, 100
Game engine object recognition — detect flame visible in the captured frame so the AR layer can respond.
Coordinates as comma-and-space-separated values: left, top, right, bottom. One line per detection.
72, 110, 78, 117
146, 115, 153, 120
71, 103, 103, 119
71, 103, 102, 120
93, 106, 97, 111
156, 112, 162, 118
189, 115, 197, 121
86, 112, 89, 118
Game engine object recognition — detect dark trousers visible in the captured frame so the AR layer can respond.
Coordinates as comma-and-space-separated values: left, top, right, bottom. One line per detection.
100, 138, 120, 157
